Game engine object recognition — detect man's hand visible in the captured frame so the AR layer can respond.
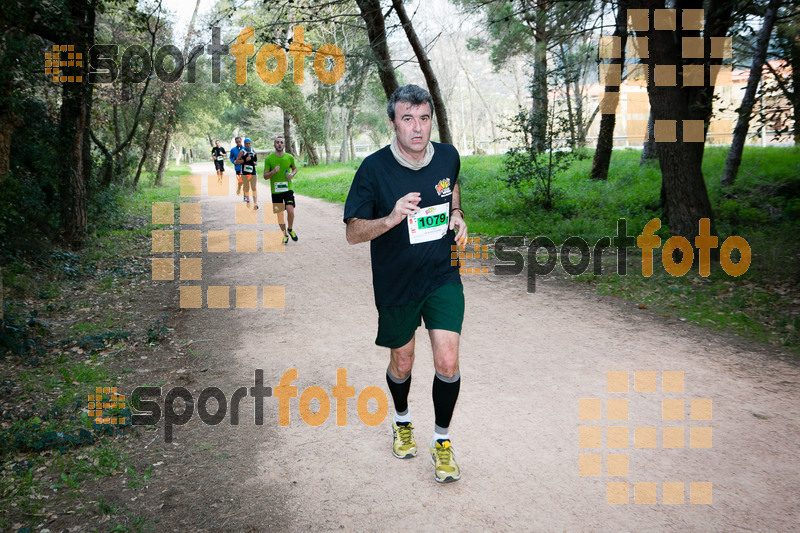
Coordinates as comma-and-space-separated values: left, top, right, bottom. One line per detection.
388, 192, 421, 227
449, 211, 467, 243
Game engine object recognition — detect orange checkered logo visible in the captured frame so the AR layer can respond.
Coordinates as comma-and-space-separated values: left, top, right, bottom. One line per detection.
88, 387, 126, 425
451, 237, 489, 275
579, 371, 713, 505
44, 45, 83, 83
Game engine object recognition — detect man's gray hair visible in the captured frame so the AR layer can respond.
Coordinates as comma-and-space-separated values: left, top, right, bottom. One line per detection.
386, 84, 434, 122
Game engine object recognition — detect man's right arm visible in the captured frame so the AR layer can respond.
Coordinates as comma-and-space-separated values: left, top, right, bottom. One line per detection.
345, 217, 393, 245
345, 192, 421, 245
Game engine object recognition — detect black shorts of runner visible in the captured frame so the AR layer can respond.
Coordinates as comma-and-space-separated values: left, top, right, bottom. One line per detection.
214, 160, 225, 171
375, 283, 464, 349
236, 170, 242, 182
271, 190, 296, 207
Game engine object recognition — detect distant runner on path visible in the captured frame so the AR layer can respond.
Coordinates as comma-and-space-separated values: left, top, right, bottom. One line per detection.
264, 137, 298, 245
230, 136, 245, 201
211, 140, 226, 184
234, 138, 258, 209
343, 84, 468, 483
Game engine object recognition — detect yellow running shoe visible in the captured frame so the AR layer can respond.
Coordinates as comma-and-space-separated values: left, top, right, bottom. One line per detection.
430, 439, 461, 483
391, 421, 417, 459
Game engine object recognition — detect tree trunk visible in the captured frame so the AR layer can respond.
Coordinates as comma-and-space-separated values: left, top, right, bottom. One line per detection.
59, 0, 95, 248
573, 76, 587, 148
283, 110, 294, 156
306, 143, 319, 166
391, 0, 452, 144
356, 0, 399, 100
635, 0, 735, 240
590, 0, 627, 180
60, 81, 91, 248
154, 0, 201, 184
133, 97, 160, 189
324, 102, 333, 165
721, 0, 780, 187
91, 131, 114, 187
640, 111, 657, 165
0, 113, 22, 181
155, 125, 172, 187
558, 43, 578, 148
530, 8, 548, 153
339, 107, 349, 163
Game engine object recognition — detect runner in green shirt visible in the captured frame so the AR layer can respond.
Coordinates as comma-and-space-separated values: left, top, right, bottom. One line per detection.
264, 137, 298, 244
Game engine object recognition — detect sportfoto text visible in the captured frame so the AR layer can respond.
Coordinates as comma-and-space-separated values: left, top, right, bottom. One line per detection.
131, 369, 387, 443
493, 218, 751, 292
87, 26, 344, 85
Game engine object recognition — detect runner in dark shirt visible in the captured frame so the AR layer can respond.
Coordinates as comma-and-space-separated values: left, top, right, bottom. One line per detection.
344, 85, 467, 483
234, 138, 259, 209
211, 140, 226, 184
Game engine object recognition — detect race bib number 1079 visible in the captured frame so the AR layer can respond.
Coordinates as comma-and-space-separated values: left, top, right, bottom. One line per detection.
408, 202, 449, 244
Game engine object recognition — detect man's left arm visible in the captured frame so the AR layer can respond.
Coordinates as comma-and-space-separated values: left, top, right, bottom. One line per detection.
449, 183, 467, 242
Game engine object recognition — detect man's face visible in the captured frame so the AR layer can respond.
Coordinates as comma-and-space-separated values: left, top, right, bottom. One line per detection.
390, 101, 432, 161
215, 141, 220, 147
235, 138, 242, 146
274, 138, 285, 151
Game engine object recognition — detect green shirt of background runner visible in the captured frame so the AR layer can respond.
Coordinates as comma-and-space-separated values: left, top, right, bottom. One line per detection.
265, 152, 296, 195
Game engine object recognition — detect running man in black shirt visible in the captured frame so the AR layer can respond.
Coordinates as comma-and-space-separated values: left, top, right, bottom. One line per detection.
211, 140, 226, 184
344, 85, 467, 483
234, 138, 259, 209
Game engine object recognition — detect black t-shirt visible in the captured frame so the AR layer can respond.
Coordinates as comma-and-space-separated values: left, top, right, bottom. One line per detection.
239, 149, 257, 175
343, 142, 461, 307
211, 147, 226, 160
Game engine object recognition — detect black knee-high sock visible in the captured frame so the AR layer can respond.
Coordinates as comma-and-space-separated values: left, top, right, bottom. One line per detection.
386, 369, 411, 415
432, 371, 461, 433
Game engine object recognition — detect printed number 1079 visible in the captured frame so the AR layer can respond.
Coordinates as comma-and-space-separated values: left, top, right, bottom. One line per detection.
418, 213, 447, 228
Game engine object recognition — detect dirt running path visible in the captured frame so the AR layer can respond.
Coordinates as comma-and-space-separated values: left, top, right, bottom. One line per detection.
161, 162, 799, 531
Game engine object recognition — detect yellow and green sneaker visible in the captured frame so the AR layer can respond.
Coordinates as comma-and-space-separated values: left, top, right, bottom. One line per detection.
391, 421, 417, 459
430, 439, 461, 483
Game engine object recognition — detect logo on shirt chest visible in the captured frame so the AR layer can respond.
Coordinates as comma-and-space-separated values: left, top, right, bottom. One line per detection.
435, 178, 452, 197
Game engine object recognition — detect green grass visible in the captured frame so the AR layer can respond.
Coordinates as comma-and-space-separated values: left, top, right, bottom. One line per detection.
293, 160, 363, 203
0, 163, 188, 531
